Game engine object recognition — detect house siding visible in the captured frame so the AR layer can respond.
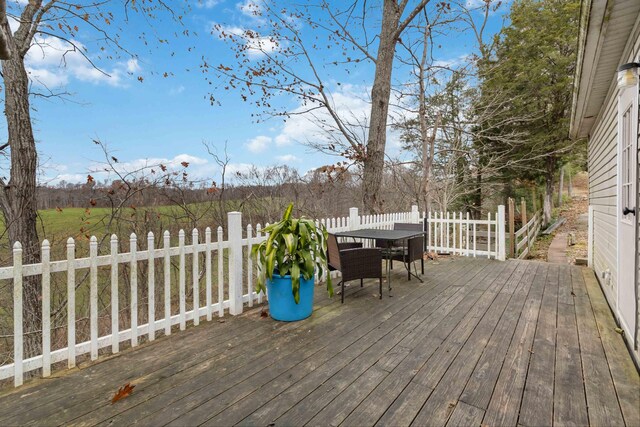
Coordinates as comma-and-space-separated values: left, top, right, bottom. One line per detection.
588, 22, 640, 361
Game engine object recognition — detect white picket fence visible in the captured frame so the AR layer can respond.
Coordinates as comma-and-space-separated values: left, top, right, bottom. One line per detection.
1, 205, 504, 387
424, 206, 506, 260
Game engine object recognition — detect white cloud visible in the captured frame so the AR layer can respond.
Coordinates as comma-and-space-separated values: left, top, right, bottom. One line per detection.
276, 154, 299, 163
246, 135, 272, 153
126, 58, 141, 73
237, 0, 263, 18
197, 0, 221, 8
212, 23, 244, 37
433, 53, 472, 69
25, 36, 140, 89
246, 36, 279, 58
27, 68, 69, 87
273, 84, 371, 148
41, 152, 265, 186
211, 23, 279, 59
465, 0, 509, 15
170, 85, 185, 95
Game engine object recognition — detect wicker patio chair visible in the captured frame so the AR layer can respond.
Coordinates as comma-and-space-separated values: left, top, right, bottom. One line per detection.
390, 233, 424, 280
328, 241, 363, 271
386, 223, 425, 280
327, 234, 383, 303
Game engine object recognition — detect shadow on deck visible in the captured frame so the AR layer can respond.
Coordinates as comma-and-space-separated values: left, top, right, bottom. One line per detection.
0, 258, 638, 426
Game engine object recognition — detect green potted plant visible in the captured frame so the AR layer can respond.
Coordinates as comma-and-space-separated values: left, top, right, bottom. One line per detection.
252, 203, 333, 321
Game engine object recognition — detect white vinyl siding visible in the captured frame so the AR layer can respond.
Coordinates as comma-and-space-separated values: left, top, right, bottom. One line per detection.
588, 25, 640, 361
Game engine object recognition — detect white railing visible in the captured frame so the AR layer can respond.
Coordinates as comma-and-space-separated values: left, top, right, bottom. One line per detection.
1, 204, 504, 387
424, 206, 506, 260
514, 210, 543, 259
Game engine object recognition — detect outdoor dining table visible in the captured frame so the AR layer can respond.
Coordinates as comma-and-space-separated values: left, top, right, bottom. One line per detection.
334, 228, 426, 293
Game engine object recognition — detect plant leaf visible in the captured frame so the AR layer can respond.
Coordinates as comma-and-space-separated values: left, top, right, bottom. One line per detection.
282, 202, 294, 221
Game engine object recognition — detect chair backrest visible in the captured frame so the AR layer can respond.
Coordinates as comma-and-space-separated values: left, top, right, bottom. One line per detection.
407, 236, 423, 261
395, 222, 425, 253
327, 234, 341, 270
393, 222, 422, 231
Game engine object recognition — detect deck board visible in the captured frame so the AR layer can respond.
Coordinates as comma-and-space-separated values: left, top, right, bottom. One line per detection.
0, 258, 637, 427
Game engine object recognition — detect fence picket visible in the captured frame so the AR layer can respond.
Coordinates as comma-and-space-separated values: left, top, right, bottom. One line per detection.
178, 230, 186, 330
247, 224, 253, 307
67, 238, 76, 368
473, 222, 477, 257
487, 212, 492, 260
110, 235, 119, 353
42, 240, 51, 378
458, 212, 463, 256
130, 233, 138, 347
217, 226, 224, 318
163, 231, 171, 336
192, 229, 199, 326
256, 224, 263, 304
13, 243, 23, 387
465, 213, 470, 256
147, 232, 155, 341
89, 236, 98, 360
205, 227, 212, 321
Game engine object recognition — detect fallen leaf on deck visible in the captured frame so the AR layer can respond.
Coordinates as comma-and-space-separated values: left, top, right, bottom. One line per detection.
111, 383, 135, 404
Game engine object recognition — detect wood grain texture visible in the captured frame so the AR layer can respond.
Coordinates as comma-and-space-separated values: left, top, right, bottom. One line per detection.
0, 259, 636, 427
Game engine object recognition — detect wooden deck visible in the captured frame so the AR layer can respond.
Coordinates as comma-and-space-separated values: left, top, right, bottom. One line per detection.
0, 258, 638, 426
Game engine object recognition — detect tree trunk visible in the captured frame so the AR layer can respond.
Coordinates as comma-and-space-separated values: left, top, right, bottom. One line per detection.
1, 39, 42, 358
472, 168, 482, 219
543, 156, 556, 226
558, 166, 564, 207
362, 0, 401, 214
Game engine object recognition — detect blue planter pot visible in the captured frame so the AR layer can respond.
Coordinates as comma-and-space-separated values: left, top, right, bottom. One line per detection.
266, 274, 315, 321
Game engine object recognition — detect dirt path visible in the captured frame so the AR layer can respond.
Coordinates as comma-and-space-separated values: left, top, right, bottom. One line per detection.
530, 172, 589, 264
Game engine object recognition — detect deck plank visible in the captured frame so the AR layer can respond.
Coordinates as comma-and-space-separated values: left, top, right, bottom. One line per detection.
553, 265, 589, 426
580, 268, 640, 426
371, 261, 524, 427
0, 258, 636, 427
518, 263, 559, 426
312, 261, 515, 427
99, 267, 439, 427
445, 401, 485, 427
458, 262, 541, 410
574, 267, 633, 426
151, 261, 482, 426
481, 262, 548, 427
212, 261, 495, 427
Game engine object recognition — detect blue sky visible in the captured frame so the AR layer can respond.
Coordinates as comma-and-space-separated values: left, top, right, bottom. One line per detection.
2, 0, 509, 186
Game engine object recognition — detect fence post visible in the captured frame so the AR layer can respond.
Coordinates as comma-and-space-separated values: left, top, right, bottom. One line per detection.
588, 205, 594, 267
497, 205, 506, 261
411, 205, 419, 223
508, 198, 515, 258
228, 211, 244, 315
349, 207, 360, 230
521, 198, 528, 259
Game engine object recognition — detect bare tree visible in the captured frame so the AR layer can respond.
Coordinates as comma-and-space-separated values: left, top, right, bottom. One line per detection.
212, 0, 439, 213
0, 1, 187, 356
0, 0, 10, 59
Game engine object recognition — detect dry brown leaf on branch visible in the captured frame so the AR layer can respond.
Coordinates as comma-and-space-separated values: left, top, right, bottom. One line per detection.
111, 383, 135, 404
